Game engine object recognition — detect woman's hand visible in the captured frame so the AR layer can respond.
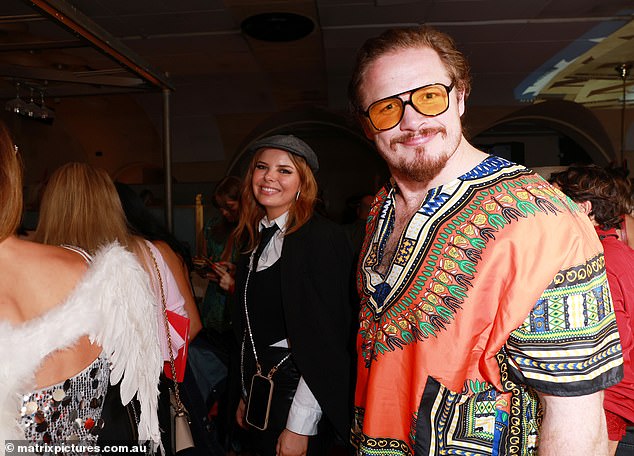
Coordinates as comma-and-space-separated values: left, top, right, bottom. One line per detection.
193, 256, 221, 281
276, 429, 309, 456
211, 261, 235, 293
204, 270, 219, 282
215, 261, 236, 275
236, 398, 247, 429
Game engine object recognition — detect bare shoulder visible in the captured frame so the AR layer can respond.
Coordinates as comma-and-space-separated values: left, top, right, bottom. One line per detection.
28, 240, 88, 276
3, 237, 87, 273
152, 240, 185, 270
0, 237, 88, 322
152, 239, 173, 256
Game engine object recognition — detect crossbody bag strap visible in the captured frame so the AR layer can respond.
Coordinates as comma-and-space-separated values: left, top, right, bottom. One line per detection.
147, 247, 186, 413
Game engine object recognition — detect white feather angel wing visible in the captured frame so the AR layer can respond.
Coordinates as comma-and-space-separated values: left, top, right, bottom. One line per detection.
0, 242, 162, 449
88, 243, 162, 445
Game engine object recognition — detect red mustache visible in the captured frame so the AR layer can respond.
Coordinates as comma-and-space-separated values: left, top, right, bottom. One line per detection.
390, 128, 446, 148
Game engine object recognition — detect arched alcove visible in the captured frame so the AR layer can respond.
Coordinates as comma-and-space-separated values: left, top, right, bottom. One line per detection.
472, 100, 616, 168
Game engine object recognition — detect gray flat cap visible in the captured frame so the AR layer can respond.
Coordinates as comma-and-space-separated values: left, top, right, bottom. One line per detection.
248, 134, 319, 172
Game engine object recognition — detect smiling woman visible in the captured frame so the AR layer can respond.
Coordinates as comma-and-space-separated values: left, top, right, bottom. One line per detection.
235, 135, 319, 250
252, 148, 302, 220
229, 134, 355, 456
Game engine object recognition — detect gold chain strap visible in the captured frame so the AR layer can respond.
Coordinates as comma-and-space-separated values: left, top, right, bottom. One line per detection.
148, 247, 185, 412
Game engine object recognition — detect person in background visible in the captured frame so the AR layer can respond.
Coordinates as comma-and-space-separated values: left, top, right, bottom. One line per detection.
550, 164, 634, 456
199, 175, 241, 354
34, 163, 189, 358
0, 123, 161, 448
607, 167, 634, 250
618, 213, 634, 250
231, 134, 354, 456
34, 162, 189, 450
347, 25, 622, 455
116, 182, 225, 455
197, 176, 243, 453
116, 182, 202, 339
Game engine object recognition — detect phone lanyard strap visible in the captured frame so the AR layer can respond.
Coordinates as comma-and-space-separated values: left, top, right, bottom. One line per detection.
240, 252, 291, 397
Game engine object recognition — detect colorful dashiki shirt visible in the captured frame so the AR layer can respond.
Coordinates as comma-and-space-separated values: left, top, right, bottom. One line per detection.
353, 155, 623, 456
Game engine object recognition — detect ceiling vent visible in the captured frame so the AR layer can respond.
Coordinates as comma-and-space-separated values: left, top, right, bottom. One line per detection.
241, 12, 314, 42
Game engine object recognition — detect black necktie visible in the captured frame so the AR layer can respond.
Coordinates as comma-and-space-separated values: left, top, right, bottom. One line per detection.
253, 224, 279, 266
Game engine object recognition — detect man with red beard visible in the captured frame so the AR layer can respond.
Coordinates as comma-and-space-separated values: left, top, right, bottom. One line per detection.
348, 26, 623, 456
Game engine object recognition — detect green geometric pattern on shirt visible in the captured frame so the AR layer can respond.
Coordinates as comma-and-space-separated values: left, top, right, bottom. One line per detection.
546, 297, 566, 332
506, 253, 622, 389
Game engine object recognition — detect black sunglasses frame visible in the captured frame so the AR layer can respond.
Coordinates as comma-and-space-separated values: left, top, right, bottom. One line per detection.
362, 82, 455, 131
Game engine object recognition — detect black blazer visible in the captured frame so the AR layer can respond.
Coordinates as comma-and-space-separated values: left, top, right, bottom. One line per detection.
233, 214, 355, 441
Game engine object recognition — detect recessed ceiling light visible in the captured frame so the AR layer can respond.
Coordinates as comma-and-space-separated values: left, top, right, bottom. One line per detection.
241, 12, 314, 42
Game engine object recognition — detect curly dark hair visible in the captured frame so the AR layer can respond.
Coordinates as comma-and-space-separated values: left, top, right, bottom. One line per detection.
550, 164, 632, 229
607, 166, 634, 215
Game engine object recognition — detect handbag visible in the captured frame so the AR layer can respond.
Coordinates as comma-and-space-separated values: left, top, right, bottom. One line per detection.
163, 309, 190, 382
149, 249, 195, 453
170, 389, 195, 453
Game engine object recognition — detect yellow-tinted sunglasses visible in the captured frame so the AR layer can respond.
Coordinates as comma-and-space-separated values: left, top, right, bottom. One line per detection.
363, 82, 454, 131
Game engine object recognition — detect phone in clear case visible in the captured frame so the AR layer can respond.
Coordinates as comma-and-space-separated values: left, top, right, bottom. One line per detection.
245, 373, 274, 430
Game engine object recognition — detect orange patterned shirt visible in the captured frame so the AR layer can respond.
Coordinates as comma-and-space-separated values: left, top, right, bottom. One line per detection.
353, 156, 623, 455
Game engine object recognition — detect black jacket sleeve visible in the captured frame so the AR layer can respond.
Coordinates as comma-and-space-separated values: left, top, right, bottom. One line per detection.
281, 215, 356, 441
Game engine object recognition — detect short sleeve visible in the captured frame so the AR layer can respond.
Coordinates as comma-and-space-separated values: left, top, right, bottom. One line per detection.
504, 252, 623, 396
145, 240, 187, 361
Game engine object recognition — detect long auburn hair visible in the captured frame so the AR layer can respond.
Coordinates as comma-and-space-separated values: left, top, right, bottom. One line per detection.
233, 149, 318, 253
0, 122, 22, 241
35, 162, 135, 254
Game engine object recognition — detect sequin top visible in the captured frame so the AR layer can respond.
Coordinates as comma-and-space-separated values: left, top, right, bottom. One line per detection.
19, 355, 110, 444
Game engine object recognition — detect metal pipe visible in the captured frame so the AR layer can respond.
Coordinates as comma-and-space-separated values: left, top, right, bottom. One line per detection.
321, 15, 633, 30
0, 14, 44, 23
617, 63, 631, 164
622, 80, 627, 164
163, 88, 173, 232
24, 0, 173, 91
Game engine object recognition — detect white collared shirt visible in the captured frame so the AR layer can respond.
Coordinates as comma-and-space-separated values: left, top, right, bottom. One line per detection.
254, 212, 287, 272
255, 212, 322, 435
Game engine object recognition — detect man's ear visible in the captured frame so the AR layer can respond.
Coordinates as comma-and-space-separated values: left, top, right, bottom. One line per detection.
579, 200, 593, 215
457, 88, 466, 117
361, 117, 377, 139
